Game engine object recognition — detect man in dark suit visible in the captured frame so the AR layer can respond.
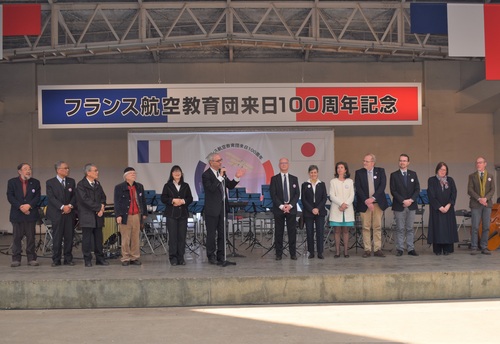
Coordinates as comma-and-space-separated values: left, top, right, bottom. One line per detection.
114, 167, 147, 266
202, 153, 245, 265
355, 153, 388, 258
468, 156, 496, 255
270, 157, 300, 260
76, 163, 108, 267
6, 163, 41, 267
389, 154, 420, 257
46, 161, 77, 267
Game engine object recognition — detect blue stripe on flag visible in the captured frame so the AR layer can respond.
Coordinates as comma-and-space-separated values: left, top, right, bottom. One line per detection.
410, 3, 448, 35
137, 140, 149, 163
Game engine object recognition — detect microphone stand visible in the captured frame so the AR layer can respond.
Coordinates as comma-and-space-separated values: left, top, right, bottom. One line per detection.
221, 174, 236, 267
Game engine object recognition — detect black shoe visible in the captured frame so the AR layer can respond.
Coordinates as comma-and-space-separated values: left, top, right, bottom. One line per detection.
408, 250, 419, 256
308, 253, 315, 259
374, 250, 386, 258
179, 260, 186, 265
481, 249, 492, 255
217, 260, 224, 266
96, 260, 109, 266
208, 257, 217, 265
51, 262, 61, 267
275, 256, 282, 261
290, 255, 298, 260
395, 250, 403, 257
11, 261, 21, 268
130, 260, 142, 265
122, 261, 130, 266
85, 261, 92, 267
63, 261, 75, 266
362, 251, 371, 258
443, 251, 450, 256
317, 254, 324, 259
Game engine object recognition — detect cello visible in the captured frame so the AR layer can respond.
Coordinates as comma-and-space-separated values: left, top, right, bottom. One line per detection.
479, 203, 500, 251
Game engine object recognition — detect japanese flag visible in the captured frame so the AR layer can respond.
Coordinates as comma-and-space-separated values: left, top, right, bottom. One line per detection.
291, 138, 325, 161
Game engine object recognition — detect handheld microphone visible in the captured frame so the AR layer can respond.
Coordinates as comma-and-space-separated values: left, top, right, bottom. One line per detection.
219, 167, 226, 177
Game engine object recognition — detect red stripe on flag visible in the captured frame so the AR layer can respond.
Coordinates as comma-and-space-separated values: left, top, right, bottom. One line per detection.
2, 4, 41, 36
485, 5, 500, 80
160, 140, 172, 163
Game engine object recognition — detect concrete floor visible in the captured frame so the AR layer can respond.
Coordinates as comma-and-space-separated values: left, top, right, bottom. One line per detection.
1, 300, 500, 343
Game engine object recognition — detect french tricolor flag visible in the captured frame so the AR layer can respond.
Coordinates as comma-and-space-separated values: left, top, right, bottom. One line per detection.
137, 140, 172, 163
411, 3, 500, 80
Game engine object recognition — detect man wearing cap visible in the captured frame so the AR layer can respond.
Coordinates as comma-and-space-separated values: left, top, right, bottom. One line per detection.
114, 167, 147, 266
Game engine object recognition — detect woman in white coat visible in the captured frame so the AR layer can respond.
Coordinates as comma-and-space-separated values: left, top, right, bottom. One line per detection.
329, 162, 355, 258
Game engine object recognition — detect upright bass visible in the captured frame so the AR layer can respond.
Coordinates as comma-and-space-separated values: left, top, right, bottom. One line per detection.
479, 203, 500, 251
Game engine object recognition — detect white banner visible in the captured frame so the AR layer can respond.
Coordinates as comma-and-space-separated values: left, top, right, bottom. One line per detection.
128, 131, 334, 200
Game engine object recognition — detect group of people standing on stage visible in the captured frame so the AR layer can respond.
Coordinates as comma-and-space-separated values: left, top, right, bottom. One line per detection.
6, 161, 148, 268
267, 153, 496, 261
5, 153, 495, 268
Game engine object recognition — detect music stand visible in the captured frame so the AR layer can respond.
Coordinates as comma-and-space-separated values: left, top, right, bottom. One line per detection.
35, 195, 49, 252
187, 201, 205, 252
241, 194, 267, 251
415, 189, 429, 244
228, 200, 248, 258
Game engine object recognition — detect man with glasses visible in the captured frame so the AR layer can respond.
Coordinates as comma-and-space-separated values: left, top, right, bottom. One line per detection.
270, 157, 300, 261
202, 153, 245, 265
76, 163, 108, 267
468, 157, 495, 255
355, 154, 388, 258
46, 161, 77, 266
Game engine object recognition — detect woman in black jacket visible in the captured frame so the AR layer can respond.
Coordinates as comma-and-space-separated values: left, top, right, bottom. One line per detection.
161, 165, 193, 265
301, 165, 328, 259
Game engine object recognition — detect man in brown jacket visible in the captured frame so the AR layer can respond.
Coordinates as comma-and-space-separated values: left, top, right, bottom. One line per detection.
468, 157, 496, 255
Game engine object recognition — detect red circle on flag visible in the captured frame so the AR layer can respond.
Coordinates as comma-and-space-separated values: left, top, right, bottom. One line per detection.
301, 142, 316, 157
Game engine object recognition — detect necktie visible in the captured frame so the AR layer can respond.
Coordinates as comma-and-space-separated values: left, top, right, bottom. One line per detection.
61, 179, 65, 188
368, 170, 375, 197
91, 181, 95, 188
283, 174, 289, 203
480, 172, 484, 179
403, 172, 407, 187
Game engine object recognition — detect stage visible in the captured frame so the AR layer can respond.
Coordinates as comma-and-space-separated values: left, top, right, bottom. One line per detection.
1, 224, 499, 310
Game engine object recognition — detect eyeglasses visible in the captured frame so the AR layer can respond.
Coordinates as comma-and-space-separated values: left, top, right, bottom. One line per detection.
363, 160, 374, 163
213, 159, 223, 163
58, 167, 70, 170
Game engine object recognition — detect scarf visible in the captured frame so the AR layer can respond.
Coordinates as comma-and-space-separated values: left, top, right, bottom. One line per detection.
436, 175, 448, 190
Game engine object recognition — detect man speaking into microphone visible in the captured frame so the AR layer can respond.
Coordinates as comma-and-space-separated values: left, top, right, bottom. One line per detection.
202, 153, 246, 266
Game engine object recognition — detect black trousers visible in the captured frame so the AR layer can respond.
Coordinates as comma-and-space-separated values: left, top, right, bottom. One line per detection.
274, 212, 297, 257
11, 221, 37, 262
81, 227, 104, 262
305, 215, 325, 255
51, 215, 74, 263
167, 217, 188, 263
205, 210, 225, 261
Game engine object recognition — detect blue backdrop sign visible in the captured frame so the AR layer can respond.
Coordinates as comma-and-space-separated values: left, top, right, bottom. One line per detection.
39, 85, 168, 128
